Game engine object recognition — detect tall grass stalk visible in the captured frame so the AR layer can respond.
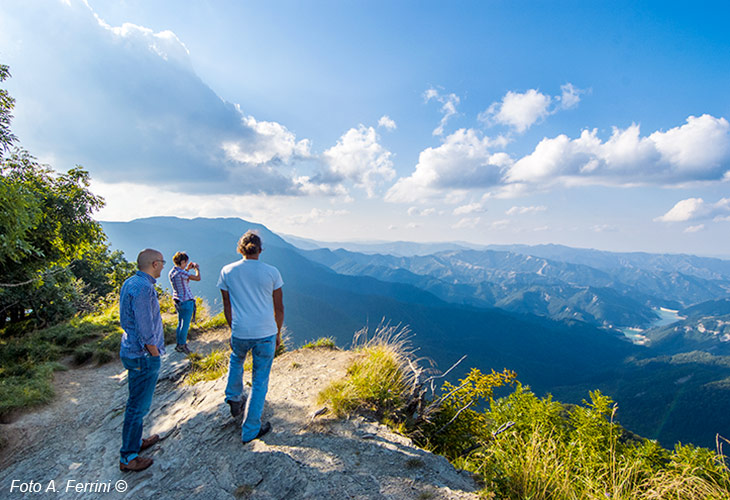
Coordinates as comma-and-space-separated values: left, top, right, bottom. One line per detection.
185, 349, 229, 385
318, 322, 415, 419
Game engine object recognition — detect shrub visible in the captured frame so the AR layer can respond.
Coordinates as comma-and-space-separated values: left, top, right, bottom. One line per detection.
318, 323, 414, 420
302, 337, 337, 349
185, 349, 229, 385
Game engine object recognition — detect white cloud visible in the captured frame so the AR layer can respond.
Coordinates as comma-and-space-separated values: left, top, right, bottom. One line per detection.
481, 89, 552, 133
223, 114, 311, 165
453, 202, 486, 215
684, 224, 705, 233
321, 125, 396, 197
287, 208, 349, 225
489, 219, 510, 230
655, 197, 730, 222
101, 21, 191, 68
506, 115, 730, 187
484, 183, 531, 199
559, 83, 584, 110
479, 83, 585, 133
590, 224, 618, 232
408, 207, 437, 216
453, 217, 481, 229
506, 205, 546, 216
378, 115, 397, 130
424, 87, 460, 136
92, 179, 279, 222
292, 176, 349, 197
385, 128, 510, 203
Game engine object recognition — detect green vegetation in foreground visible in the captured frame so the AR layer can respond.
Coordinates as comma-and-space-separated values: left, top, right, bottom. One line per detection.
0, 292, 224, 417
318, 326, 730, 500
318, 324, 413, 420
302, 337, 337, 349
0, 303, 121, 417
186, 349, 229, 385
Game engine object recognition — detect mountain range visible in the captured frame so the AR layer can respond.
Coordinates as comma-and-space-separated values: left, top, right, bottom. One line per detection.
101, 216, 730, 449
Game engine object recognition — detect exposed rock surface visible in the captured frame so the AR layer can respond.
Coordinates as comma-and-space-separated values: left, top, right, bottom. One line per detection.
0, 336, 480, 499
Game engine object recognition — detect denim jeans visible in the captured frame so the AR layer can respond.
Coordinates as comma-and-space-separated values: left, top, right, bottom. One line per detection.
225, 335, 276, 442
175, 299, 195, 345
120, 355, 160, 463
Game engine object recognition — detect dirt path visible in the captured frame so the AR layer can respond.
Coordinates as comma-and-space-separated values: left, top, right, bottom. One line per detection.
0, 332, 480, 499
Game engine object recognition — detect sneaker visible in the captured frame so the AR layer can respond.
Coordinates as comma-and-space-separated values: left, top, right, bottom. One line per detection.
140, 434, 160, 451
242, 421, 272, 444
119, 456, 153, 472
227, 398, 245, 418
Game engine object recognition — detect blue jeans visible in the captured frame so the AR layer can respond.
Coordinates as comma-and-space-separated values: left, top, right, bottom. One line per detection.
175, 300, 195, 345
225, 335, 276, 442
120, 355, 160, 463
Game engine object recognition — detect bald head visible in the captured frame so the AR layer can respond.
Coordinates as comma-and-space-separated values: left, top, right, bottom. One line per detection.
137, 248, 165, 278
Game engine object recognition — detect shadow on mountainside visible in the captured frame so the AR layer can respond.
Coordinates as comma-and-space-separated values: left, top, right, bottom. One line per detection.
0, 334, 480, 499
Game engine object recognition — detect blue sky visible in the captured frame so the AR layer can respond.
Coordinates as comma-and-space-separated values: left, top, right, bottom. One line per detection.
1, 1, 729, 255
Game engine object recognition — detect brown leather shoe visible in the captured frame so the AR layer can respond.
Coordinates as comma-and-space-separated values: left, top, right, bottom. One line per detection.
140, 434, 160, 451
119, 456, 153, 472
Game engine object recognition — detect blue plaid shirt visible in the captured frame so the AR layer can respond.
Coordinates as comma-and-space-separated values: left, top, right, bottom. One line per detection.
119, 271, 166, 358
169, 266, 194, 302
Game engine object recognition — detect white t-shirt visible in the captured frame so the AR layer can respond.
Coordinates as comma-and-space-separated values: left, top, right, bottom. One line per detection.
217, 259, 284, 339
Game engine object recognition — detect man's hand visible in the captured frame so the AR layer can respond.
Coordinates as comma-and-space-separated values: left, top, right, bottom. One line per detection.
146, 344, 160, 357
275, 332, 282, 352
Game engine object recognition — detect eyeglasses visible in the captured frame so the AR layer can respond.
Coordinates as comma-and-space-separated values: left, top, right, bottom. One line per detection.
154, 259, 166, 265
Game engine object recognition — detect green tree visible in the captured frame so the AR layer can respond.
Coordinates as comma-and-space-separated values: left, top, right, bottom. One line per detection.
0, 65, 131, 329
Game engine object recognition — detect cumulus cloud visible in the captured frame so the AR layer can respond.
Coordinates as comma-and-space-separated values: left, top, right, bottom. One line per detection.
425, 87, 460, 136
655, 197, 730, 222
385, 128, 511, 203
378, 115, 397, 130
453, 202, 487, 215
479, 83, 585, 133
506, 115, 730, 186
320, 125, 396, 197
481, 89, 552, 133
0, 0, 318, 196
506, 205, 546, 216
222, 114, 311, 165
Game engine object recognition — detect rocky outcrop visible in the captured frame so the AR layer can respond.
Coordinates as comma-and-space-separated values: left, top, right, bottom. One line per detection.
0, 343, 480, 499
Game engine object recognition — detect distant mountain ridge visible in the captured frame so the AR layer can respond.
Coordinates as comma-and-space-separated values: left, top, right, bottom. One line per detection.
299, 245, 730, 330
279, 234, 486, 256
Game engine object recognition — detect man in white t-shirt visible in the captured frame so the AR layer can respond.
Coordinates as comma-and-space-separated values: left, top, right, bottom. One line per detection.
217, 231, 284, 443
